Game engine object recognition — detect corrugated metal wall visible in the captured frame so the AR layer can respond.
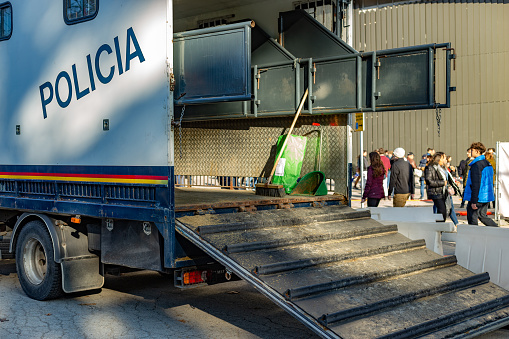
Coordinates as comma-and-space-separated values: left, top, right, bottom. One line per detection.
352, 2, 509, 166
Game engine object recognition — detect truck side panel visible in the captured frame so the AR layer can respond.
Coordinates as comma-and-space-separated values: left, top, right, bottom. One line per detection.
0, 0, 170, 167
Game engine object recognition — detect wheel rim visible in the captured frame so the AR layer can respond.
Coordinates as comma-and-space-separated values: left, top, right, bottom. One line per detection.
23, 238, 47, 285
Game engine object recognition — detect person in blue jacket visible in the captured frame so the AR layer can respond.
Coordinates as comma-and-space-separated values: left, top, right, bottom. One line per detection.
463, 142, 498, 226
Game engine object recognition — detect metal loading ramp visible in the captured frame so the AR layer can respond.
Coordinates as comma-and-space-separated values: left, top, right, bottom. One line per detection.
175, 205, 509, 338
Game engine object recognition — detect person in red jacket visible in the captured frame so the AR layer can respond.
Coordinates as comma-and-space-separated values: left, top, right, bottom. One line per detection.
361, 152, 386, 207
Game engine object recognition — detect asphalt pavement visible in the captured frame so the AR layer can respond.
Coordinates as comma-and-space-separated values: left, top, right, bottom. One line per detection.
0, 261, 316, 338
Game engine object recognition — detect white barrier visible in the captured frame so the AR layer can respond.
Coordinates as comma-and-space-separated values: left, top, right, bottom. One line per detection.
380, 220, 455, 256
363, 206, 443, 223
455, 225, 509, 290
497, 142, 509, 219
360, 207, 454, 256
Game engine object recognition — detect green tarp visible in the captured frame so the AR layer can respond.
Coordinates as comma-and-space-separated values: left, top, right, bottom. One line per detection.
272, 135, 307, 194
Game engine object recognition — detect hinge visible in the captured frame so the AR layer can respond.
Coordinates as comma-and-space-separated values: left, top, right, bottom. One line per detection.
445, 47, 456, 71
170, 73, 175, 91
256, 69, 268, 90
375, 59, 382, 79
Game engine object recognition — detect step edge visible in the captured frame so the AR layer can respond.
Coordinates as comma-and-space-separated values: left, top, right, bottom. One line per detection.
284, 255, 458, 300
376, 294, 509, 339
320, 272, 491, 326
196, 210, 372, 235
254, 239, 426, 276
223, 224, 398, 254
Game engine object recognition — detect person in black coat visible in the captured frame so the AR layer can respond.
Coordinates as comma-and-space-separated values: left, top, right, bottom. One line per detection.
457, 148, 471, 178
425, 152, 460, 222
388, 147, 415, 207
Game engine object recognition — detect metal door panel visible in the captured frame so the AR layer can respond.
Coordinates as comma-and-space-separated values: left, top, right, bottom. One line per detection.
257, 65, 297, 114
174, 22, 253, 105
376, 51, 430, 107
313, 59, 358, 110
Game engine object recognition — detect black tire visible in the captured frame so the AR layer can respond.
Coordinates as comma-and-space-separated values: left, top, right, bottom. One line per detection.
15, 220, 63, 300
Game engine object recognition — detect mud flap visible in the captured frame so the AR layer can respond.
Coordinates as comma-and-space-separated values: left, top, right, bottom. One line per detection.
61, 256, 104, 293
55, 223, 104, 293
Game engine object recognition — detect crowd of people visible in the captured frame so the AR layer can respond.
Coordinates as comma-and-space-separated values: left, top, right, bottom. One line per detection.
355, 141, 498, 227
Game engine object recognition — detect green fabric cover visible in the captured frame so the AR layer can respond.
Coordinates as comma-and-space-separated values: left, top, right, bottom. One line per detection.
272, 135, 307, 194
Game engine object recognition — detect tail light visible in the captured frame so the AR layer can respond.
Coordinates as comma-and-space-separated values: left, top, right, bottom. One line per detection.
174, 267, 237, 288
183, 270, 210, 285
175, 268, 212, 288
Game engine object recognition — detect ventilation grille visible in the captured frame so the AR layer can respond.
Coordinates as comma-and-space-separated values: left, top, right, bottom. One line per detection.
0, 181, 16, 193
0, 180, 157, 202
61, 183, 102, 198
19, 181, 56, 195
105, 185, 156, 201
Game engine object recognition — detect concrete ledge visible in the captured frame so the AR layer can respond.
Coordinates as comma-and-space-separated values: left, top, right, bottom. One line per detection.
456, 225, 509, 290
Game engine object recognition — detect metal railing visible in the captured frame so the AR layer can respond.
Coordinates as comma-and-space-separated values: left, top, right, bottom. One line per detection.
174, 175, 336, 192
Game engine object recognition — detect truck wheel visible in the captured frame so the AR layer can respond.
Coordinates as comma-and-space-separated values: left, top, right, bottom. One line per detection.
15, 220, 62, 300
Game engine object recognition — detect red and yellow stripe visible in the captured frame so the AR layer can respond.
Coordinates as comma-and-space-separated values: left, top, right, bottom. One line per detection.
0, 172, 168, 185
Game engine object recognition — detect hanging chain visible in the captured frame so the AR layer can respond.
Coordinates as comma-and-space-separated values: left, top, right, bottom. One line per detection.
179, 105, 186, 160
435, 106, 442, 137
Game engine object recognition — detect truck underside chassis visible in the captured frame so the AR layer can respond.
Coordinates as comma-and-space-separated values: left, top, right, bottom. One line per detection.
5, 213, 212, 300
